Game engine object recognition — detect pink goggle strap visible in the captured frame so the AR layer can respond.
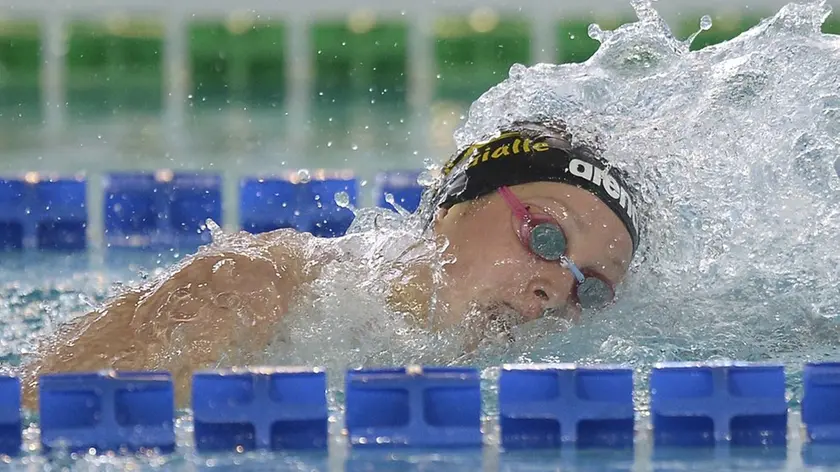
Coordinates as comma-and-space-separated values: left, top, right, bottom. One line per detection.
498, 186, 530, 222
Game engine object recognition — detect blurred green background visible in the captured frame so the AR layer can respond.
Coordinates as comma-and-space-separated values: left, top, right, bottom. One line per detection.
1, 9, 839, 174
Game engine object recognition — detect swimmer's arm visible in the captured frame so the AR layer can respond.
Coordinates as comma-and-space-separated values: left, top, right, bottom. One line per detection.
22, 231, 317, 409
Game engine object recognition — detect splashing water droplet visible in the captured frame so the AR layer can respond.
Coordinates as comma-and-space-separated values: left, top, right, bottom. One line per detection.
417, 171, 435, 187
206, 219, 220, 233
509, 63, 527, 80
334, 191, 357, 215
205, 218, 225, 243
686, 14, 714, 48
334, 191, 350, 207
384, 193, 411, 217
630, 0, 659, 23
297, 169, 311, 183
588, 23, 604, 42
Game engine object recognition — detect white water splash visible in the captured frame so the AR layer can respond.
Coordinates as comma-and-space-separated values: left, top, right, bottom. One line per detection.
447, 1, 840, 384
270, 1, 840, 385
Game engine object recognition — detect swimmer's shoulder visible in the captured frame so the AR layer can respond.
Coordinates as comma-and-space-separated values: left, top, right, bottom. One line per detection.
251, 228, 338, 283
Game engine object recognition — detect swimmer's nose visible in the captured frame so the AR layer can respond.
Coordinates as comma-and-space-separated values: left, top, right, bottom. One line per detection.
522, 279, 569, 321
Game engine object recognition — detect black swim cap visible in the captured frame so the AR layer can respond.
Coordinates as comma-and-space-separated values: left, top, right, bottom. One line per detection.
437, 121, 641, 254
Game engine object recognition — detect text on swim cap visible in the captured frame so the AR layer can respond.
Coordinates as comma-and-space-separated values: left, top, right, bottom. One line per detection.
568, 158, 639, 233
442, 132, 551, 177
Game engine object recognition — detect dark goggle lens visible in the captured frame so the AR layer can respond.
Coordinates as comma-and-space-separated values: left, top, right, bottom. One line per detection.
529, 223, 567, 261
576, 277, 614, 309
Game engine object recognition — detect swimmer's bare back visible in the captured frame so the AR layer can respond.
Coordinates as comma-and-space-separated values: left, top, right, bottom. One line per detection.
20, 229, 324, 410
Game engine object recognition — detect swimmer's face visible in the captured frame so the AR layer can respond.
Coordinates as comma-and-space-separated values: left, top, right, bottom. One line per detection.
432, 181, 633, 338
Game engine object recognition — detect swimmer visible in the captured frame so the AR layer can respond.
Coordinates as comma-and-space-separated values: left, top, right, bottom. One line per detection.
21, 121, 641, 408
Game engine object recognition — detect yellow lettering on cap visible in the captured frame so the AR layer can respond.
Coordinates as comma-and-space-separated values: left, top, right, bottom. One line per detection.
491, 144, 511, 159
443, 131, 542, 175
462, 145, 479, 159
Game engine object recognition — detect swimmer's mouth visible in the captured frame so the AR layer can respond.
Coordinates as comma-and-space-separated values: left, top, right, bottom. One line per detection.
486, 302, 520, 343
487, 302, 572, 344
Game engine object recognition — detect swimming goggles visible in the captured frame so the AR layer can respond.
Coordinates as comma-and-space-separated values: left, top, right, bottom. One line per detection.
498, 186, 615, 310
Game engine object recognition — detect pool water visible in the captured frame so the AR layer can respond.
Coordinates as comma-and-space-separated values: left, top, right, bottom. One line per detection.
0, 250, 835, 472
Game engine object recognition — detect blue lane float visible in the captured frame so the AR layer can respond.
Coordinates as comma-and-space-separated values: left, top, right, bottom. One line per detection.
170, 172, 223, 247
373, 170, 424, 213
650, 362, 787, 447
16, 360, 837, 456
802, 362, 840, 443
34, 176, 88, 250
103, 172, 161, 248
0, 376, 21, 456
0, 178, 26, 250
103, 171, 222, 249
239, 171, 357, 238
304, 173, 357, 237
239, 177, 300, 235
39, 371, 175, 453
345, 366, 482, 448
0, 174, 87, 251
192, 368, 328, 452
499, 364, 634, 449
